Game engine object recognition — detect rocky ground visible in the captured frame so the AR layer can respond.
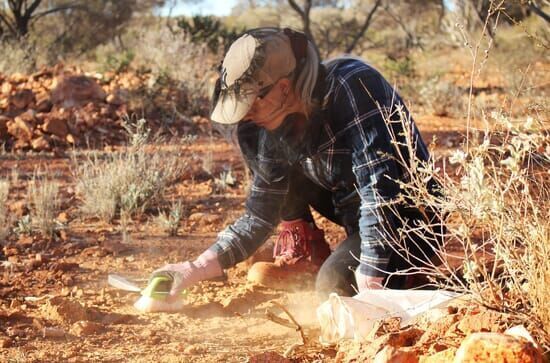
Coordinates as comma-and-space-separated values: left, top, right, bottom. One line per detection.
0, 64, 546, 362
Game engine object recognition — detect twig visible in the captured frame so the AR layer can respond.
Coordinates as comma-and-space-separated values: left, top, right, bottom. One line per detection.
266, 301, 307, 345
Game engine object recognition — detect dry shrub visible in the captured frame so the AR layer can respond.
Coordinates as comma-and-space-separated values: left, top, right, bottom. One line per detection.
127, 23, 215, 115
419, 77, 465, 117
377, 107, 550, 348
74, 119, 187, 222
27, 172, 60, 238
0, 180, 11, 243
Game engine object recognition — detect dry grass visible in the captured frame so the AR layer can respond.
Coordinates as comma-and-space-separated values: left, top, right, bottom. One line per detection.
376, 107, 550, 348
0, 179, 11, 243
73, 119, 187, 222
27, 172, 60, 239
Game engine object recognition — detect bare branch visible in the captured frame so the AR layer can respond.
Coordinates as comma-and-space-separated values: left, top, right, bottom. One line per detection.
31, 3, 88, 21
345, 0, 382, 54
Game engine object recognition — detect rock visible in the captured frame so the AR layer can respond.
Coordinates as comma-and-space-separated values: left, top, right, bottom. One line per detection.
106, 92, 125, 105
50, 261, 79, 272
188, 212, 221, 225
35, 92, 52, 112
31, 136, 50, 151
42, 117, 68, 138
8, 200, 27, 217
456, 310, 503, 335
57, 212, 69, 223
50, 75, 106, 107
0, 115, 9, 138
374, 346, 419, 363
9, 89, 34, 109
101, 240, 128, 255
0, 337, 12, 348
42, 327, 66, 339
71, 321, 104, 337
1, 82, 13, 95
454, 332, 542, 363
248, 352, 291, 362
420, 348, 457, 363
41, 297, 94, 324
7, 116, 34, 142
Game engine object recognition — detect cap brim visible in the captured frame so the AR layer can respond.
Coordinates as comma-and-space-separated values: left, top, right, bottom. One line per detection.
210, 91, 257, 125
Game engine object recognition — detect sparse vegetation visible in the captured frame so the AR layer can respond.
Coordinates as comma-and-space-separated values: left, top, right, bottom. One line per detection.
155, 200, 184, 237
74, 119, 187, 222
382, 108, 550, 348
419, 77, 465, 117
27, 172, 60, 238
0, 180, 11, 243
213, 169, 236, 194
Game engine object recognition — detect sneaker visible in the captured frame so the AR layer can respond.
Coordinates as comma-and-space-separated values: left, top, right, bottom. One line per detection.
272, 219, 331, 267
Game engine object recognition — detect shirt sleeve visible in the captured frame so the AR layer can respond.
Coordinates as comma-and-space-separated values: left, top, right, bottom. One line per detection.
208, 166, 288, 269
333, 70, 404, 277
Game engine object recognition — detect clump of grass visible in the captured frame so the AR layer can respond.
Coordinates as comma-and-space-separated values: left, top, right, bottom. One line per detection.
379, 107, 550, 348
213, 169, 236, 194
27, 172, 60, 238
0, 180, 12, 243
74, 119, 187, 222
155, 200, 184, 237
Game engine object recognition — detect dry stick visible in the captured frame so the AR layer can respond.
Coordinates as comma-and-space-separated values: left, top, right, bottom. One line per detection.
266, 301, 307, 345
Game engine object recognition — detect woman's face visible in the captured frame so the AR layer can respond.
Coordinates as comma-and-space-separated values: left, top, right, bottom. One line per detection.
244, 78, 302, 131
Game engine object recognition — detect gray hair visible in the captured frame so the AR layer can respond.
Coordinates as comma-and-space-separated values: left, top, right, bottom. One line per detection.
293, 40, 321, 116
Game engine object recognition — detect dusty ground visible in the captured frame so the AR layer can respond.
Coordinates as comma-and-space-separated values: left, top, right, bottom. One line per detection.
0, 113, 474, 363
0, 49, 547, 361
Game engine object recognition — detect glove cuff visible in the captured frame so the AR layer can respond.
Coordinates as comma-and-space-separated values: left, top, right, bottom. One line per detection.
193, 249, 223, 281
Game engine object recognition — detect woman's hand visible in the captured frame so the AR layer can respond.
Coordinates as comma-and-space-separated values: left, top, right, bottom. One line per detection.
354, 269, 384, 292
150, 250, 223, 302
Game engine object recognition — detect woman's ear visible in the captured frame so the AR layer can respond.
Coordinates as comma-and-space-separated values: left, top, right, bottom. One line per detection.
278, 78, 292, 95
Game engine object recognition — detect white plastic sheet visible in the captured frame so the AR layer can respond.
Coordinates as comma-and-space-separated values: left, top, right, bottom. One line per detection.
317, 289, 459, 345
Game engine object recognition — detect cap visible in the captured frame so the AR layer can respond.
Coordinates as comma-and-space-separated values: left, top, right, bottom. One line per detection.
210, 28, 306, 124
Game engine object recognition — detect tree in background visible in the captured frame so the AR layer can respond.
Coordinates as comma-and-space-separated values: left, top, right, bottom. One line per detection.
0, 1, 165, 46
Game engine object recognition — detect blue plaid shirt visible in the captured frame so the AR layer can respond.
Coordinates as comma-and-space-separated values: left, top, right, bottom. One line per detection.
209, 59, 433, 277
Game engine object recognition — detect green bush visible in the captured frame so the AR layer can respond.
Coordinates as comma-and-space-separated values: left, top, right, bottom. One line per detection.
177, 15, 241, 52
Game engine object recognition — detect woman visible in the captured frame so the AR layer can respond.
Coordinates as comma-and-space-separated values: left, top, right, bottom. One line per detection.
152, 27, 442, 300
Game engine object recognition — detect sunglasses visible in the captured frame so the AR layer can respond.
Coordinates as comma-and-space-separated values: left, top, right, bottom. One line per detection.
257, 83, 276, 100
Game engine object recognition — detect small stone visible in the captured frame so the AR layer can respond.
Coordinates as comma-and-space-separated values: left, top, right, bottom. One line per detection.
31, 136, 50, 151
57, 212, 69, 223
374, 346, 418, 363
10, 89, 35, 109
1, 82, 13, 95
454, 332, 542, 363
7, 116, 33, 142
42, 117, 68, 138
106, 93, 124, 105
42, 327, 66, 339
457, 310, 503, 335
8, 200, 27, 217
0, 337, 12, 348
71, 321, 103, 337
0, 115, 9, 137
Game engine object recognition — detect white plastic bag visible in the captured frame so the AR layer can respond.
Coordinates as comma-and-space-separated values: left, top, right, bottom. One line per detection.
317, 289, 459, 345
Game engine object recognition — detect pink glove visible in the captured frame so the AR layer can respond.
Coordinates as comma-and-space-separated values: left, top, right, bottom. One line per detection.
151, 250, 223, 300
354, 269, 384, 292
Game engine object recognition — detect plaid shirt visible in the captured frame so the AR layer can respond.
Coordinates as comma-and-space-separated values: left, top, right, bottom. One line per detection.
209, 59, 432, 277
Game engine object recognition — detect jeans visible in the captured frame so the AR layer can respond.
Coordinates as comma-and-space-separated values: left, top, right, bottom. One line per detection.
281, 167, 441, 300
